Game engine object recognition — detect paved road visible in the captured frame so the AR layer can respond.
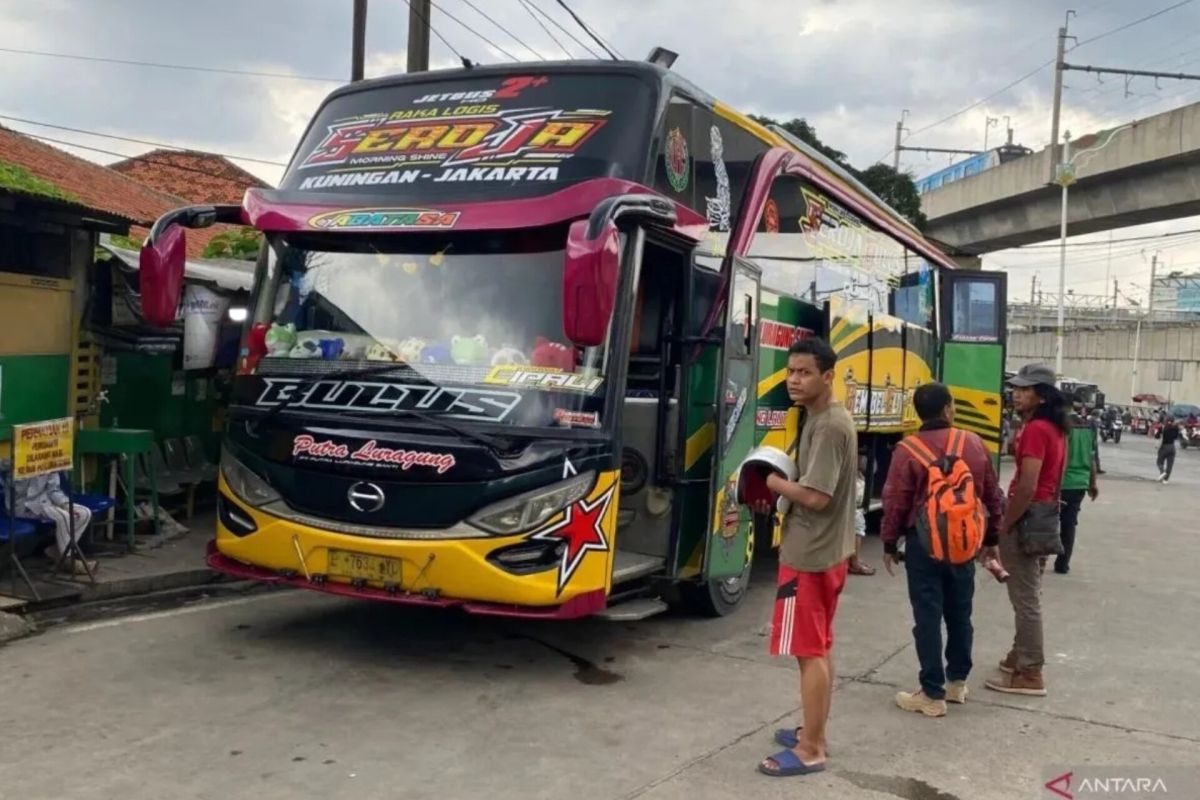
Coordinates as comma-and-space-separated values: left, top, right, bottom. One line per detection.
2, 434, 1198, 800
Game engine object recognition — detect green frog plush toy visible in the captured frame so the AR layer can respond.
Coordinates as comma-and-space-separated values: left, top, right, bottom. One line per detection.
265, 323, 297, 357
450, 334, 489, 365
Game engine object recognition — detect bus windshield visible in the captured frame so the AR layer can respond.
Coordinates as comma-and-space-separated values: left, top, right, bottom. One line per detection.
244, 231, 610, 431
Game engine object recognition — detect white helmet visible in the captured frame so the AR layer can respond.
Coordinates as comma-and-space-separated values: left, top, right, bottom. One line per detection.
737, 445, 798, 514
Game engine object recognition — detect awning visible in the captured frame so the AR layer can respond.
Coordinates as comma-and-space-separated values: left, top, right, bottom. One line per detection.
100, 241, 255, 292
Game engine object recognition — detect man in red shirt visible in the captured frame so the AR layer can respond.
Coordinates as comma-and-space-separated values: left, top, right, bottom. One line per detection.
985, 363, 1067, 697
880, 383, 1004, 716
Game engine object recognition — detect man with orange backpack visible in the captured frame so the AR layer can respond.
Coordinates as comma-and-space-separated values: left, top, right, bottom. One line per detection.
880, 383, 1005, 717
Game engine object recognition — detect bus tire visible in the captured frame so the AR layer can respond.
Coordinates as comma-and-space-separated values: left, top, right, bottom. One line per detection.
680, 566, 751, 617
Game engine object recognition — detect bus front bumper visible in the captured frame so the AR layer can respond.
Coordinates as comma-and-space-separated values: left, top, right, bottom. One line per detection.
207, 541, 606, 619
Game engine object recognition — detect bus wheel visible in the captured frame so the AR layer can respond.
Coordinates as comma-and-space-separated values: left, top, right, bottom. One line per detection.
680, 566, 751, 617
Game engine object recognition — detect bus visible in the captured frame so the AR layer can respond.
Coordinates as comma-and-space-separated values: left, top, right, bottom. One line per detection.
138, 54, 1007, 620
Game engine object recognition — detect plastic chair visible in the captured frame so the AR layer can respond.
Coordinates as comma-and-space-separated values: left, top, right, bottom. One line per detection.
135, 450, 184, 496
164, 438, 211, 484
183, 435, 219, 482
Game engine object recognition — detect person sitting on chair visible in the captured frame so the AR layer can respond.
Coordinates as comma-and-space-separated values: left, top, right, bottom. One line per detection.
10, 470, 97, 575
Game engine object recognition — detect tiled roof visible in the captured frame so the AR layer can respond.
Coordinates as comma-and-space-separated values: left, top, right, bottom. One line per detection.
0, 124, 182, 225
0, 127, 260, 258
109, 149, 272, 205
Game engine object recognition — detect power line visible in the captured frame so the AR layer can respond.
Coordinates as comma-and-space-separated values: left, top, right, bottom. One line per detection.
1006, 227, 1200, 249
1072, 0, 1196, 49
400, 0, 471, 64
554, 0, 620, 59
907, 59, 1056, 142
18, 132, 275, 186
0, 113, 287, 166
899, 1, 1199, 153
0, 45, 340, 83
517, 0, 573, 58
525, 0, 602, 58
429, 0, 521, 61
459, 0, 546, 60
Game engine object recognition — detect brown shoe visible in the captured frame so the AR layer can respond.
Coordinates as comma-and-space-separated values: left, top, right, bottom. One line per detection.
998, 651, 1017, 674
895, 689, 947, 717
985, 668, 1046, 696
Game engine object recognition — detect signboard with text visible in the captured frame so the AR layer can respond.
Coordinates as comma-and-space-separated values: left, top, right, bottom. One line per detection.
12, 418, 74, 480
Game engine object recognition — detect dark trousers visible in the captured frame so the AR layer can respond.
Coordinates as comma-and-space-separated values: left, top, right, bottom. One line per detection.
1158, 445, 1176, 480
1056, 488, 1086, 572
904, 532, 976, 699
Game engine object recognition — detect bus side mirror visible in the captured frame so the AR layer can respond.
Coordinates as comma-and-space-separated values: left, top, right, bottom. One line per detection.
562, 219, 620, 348
139, 224, 186, 327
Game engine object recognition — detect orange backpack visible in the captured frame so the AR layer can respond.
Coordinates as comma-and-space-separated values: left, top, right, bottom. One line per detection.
897, 429, 987, 565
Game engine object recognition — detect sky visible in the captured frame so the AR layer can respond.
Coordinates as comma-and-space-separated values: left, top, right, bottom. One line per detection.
3, 0, 1200, 304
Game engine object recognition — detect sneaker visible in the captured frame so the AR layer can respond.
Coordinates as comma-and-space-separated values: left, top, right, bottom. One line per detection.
1159, 472, 1168, 483
946, 681, 969, 704
998, 651, 1017, 674
895, 689, 947, 717
985, 668, 1046, 696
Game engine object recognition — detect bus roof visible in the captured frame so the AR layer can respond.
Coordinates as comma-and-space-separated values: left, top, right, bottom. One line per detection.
280, 59, 954, 269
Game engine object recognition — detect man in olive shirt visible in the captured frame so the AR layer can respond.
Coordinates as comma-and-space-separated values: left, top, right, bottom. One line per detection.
1057, 393, 1100, 574
757, 337, 858, 778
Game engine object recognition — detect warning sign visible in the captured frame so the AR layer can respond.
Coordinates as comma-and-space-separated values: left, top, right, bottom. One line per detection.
12, 418, 74, 479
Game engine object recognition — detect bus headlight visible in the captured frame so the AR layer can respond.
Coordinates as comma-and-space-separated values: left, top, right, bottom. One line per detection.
221, 449, 282, 507
468, 471, 594, 535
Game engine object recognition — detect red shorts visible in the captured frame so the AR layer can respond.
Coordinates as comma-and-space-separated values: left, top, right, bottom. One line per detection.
769, 561, 849, 658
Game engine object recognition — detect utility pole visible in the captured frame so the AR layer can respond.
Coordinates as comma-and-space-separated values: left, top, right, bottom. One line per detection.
1112, 278, 1119, 319
1004, 115, 1014, 146
1054, 129, 1072, 378
893, 110, 909, 170
407, 0, 431, 73
1048, 11, 1073, 183
984, 116, 998, 150
1148, 252, 1159, 321
351, 0, 368, 81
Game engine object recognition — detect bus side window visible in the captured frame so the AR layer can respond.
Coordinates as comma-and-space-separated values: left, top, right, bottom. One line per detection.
948, 277, 1001, 342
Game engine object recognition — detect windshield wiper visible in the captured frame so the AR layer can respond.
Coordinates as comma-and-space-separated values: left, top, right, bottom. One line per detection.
254, 362, 415, 427
347, 408, 511, 457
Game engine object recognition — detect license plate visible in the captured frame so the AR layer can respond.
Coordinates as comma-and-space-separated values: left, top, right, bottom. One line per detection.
327, 549, 403, 584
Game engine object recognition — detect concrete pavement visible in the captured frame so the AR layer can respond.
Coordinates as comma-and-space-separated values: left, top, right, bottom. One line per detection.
1, 434, 1198, 800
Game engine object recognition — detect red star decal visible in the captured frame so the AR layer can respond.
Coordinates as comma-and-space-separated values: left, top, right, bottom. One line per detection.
530, 486, 614, 595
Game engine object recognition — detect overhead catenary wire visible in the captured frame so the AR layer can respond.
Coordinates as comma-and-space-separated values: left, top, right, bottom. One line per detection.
517, 0, 574, 58
428, 0, 522, 61
459, 0, 547, 60
524, 0, 603, 59
1071, 0, 1196, 50
400, 0, 472, 65
895, 0, 1199, 158
1003, 227, 1200, 249
0, 113, 287, 166
0, 45, 341, 83
553, 0, 620, 59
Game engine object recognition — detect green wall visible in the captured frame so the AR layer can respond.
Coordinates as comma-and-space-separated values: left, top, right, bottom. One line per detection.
0, 354, 70, 439
99, 352, 222, 458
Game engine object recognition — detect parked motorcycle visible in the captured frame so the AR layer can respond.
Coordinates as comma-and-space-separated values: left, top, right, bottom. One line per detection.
1181, 426, 1198, 449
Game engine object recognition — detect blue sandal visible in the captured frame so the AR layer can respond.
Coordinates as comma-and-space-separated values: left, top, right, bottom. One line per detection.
774, 727, 831, 755
758, 749, 826, 777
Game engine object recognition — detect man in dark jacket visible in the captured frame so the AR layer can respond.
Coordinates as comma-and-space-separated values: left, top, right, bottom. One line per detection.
881, 382, 1005, 717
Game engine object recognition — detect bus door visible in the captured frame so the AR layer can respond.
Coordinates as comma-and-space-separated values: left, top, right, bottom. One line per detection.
939, 271, 1008, 460
703, 258, 762, 580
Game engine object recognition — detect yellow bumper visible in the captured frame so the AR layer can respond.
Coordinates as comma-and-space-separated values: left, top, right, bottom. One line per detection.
214, 475, 610, 610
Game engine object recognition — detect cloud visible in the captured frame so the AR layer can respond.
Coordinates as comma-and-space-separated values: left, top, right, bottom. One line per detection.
5, 0, 1200, 291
